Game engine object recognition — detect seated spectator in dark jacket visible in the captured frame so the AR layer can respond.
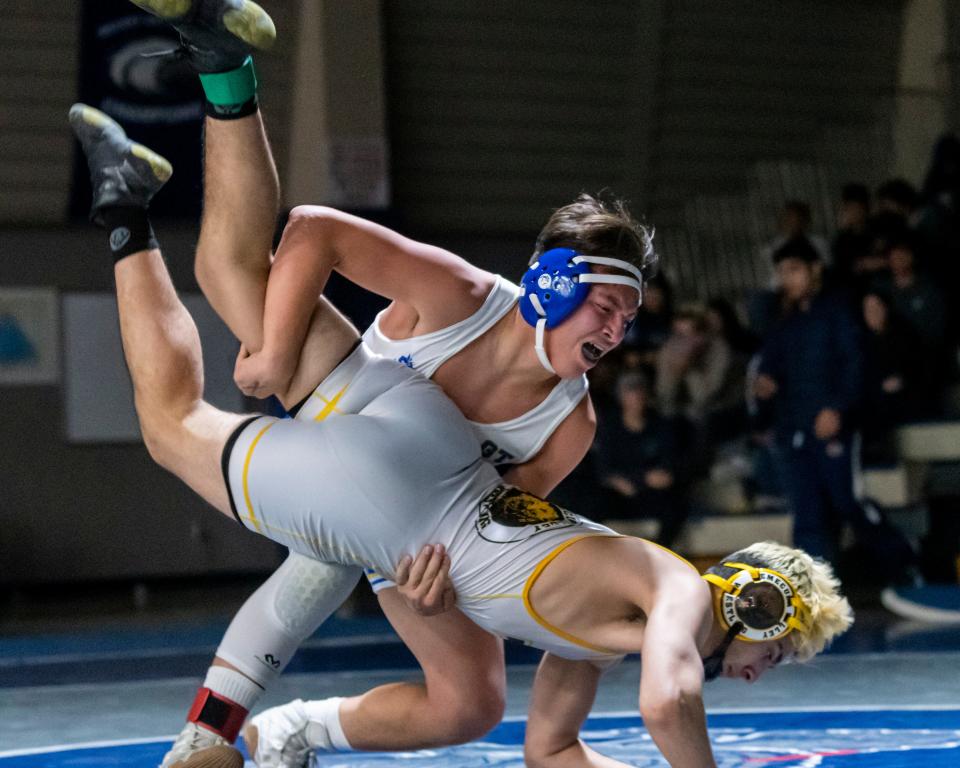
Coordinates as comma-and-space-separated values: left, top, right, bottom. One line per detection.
830, 183, 873, 295
860, 291, 924, 464
754, 236, 864, 563
851, 210, 909, 287
706, 297, 760, 357
595, 371, 687, 549
873, 232, 950, 404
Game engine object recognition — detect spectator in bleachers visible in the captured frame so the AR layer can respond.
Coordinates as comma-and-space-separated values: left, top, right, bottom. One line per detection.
624, 272, 674, 369
595, 371, 687, 549
873, 232, 949, 405
761, 200, 831, 268
656, 305, 731, 419
848, 210, 908, 289
877, 178, 920, 223
753, 236, 864, 563
656, 304, 738, 475
860, 290, 923, 465
830, 183, 873, 294
706, 297, 760, 357
704, 297, 754, 441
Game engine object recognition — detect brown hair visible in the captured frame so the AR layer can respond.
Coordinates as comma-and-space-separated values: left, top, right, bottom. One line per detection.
534, 192, 657, 279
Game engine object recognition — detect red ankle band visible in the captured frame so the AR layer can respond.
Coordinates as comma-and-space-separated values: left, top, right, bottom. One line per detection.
187, 687, 249, 743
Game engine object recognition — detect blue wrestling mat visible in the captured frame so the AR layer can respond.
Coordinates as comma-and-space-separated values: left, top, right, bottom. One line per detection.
4, 709, 958, 768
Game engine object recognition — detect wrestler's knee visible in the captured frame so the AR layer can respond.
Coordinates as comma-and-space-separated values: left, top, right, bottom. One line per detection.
137, 401, 210, 477
137, 407, 180, 470
426, 673, 505, 744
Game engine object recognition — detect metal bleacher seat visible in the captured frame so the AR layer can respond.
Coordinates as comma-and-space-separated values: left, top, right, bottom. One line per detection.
897, 422, 960, 463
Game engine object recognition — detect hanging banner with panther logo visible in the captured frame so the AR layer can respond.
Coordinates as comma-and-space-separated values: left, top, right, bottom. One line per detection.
71, 0, 204, 219
475, 486, 581, 544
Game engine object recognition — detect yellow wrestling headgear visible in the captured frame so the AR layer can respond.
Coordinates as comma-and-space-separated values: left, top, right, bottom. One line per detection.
703, 561, 812, 642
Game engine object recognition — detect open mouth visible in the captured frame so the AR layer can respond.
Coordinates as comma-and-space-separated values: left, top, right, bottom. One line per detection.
581, 342, 603, 364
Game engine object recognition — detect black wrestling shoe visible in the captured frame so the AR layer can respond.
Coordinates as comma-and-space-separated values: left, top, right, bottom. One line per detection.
129, 0, 276, 73
68, 104, 172, 225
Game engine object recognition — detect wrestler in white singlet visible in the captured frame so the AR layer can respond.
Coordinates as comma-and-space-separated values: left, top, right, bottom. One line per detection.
362, 275, 588, 467
358, 275, 589, 591
224, 343, 623, 665
210, 274, 597, 680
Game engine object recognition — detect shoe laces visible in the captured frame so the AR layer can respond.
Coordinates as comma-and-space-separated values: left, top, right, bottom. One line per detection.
166, 723, 225, 764
139, 45, 191, 63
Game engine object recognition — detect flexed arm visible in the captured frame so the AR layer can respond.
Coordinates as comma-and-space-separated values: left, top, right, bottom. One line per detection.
638, 600, 717, 768
231, 205, 494, 405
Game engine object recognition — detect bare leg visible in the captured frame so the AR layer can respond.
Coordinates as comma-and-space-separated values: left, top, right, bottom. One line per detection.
193, 113, 349, 408
194, 113, 279, 352
339, 590, 506, 749
114, 249, 246, 516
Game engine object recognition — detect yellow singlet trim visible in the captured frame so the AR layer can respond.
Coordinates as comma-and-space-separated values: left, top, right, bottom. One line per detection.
464, 593, 522, 600
242, 420, 277, 534
522, 534, 621, 655
641, 537, 699, 573
313, 384, 348, 422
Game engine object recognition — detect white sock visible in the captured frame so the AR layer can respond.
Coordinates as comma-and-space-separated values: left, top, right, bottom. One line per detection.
203, 666, 263, 711
304, 697, 352, 751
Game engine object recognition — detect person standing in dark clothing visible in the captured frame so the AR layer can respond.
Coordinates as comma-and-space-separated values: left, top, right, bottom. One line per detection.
754, 237, 864, 563
595, 371, 688, 549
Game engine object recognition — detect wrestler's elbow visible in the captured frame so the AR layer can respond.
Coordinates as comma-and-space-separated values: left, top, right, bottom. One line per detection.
136, 409, 177, 473
639, 677, 703, 730
276, 205, 343, 268
286, 204, 339, 237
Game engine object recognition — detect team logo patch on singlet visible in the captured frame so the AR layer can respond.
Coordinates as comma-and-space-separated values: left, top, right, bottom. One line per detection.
476, 485, 580, 543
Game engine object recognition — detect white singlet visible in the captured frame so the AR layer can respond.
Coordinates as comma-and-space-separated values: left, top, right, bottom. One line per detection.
223, 344, 624, 664
358, 274, 590, 593
362, 275, 589, 467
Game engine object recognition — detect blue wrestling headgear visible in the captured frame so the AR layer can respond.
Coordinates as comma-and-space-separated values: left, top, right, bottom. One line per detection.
519, 247, 644, 374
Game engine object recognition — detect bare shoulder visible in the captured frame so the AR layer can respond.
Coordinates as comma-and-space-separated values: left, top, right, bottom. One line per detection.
616, 538, 710, 606
377, 268, 498, 338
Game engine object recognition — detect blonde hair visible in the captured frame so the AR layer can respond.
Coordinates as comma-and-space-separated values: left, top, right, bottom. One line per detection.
710, 541, 854, 662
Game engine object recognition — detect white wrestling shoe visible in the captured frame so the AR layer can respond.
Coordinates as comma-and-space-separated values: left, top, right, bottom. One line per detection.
244, 699, 341, 768
160, 722, 244, 768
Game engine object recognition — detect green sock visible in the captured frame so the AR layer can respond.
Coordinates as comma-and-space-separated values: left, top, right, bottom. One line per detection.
198, 56, 259, 120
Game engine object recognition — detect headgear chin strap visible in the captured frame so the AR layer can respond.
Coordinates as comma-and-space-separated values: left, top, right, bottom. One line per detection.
702, 621, 743, 682
702, 562, 812, 643
519, 247, 644, 374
